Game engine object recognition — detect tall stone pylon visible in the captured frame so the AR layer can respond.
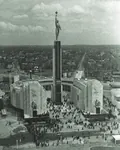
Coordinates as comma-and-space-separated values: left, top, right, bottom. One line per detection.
52, 40, 62, 105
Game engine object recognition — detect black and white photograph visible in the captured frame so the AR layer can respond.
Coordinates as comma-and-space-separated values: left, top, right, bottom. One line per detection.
0, 0, 120, 150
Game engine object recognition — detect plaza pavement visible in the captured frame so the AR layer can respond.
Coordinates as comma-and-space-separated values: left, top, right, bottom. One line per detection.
10, 134, 119, 150
0, 112, 26, 139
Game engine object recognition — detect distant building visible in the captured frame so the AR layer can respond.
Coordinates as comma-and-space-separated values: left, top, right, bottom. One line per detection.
0, 73, 20, 84
7, 64, 13, 70
74, 71, 84, 80
112, 72, 120, 82
63, 73, 67, 78
112, 135, 120, 144
111, 84, 120, 110
0, 90, 5, 99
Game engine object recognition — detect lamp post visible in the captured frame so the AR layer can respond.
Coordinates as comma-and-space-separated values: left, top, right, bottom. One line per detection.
16, 139, 21, 149
16, 140, 18, 149
29, 70, 32, 79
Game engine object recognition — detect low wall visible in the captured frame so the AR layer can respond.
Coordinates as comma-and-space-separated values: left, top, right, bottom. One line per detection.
0, 130, 101, 146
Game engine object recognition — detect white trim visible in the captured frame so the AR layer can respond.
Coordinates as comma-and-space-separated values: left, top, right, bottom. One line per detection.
112, 135, 120, 141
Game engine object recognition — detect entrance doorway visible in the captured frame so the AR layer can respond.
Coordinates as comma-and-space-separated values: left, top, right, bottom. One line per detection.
33, 110, 37, 117
96, 107, 100, 114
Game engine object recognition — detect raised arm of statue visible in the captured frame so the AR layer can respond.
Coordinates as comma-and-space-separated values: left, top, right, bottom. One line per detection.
55, 11, 61, 41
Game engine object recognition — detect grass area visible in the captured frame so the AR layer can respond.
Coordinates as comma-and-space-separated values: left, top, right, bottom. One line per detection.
15, 144, 89, 150
90, 146, 120, 150
12, 144, 120, 150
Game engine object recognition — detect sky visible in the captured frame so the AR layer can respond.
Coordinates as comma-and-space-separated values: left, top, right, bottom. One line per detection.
0, 0, 120, 45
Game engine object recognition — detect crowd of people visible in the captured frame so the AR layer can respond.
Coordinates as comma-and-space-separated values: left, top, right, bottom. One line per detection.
103, 96, 116, 113
45, 94, 120, 134
38, 136, 85, 147
25, 94, 120, 147
46, 95, 85, 133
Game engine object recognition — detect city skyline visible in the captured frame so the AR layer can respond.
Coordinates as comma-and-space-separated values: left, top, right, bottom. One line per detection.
0, 0, 120, 45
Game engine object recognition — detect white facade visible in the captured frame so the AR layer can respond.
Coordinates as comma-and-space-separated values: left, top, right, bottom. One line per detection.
10, 78, 104, 116
10, 80, 47, 118
111, 88, 120, 109
112, 135, 120, 144
10, 82, 23, 109
29, 81, 47, 116
71, 82, 86, 110
91, 80, 103, 113
75, 71, 84, 80
71, 79, 103, 113
23, 82, 32, 118
14, 75, 20, 83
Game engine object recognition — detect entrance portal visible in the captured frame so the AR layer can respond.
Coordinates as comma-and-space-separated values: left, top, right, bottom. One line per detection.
96, 107, 100, 114
33, 110, 37, 117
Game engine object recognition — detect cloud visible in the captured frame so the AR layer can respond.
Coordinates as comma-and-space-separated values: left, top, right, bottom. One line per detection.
65, 28, 83, 33
68, 5, 85, 14
0, 22, 17, 31
33, 3, 63, 11
0, 21, 45, 32
0, 0, 3, 4
32, 3, 63, 15
19, 25, 45, 32
101, 31, 111, 35
31, 2, 85, 18
91, 18, 107, 25
28, 25, 45, 32
101, 1, 120, 14
0, 0, 120, 45
89, 1, 120, 15
13, 14, 28, 19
